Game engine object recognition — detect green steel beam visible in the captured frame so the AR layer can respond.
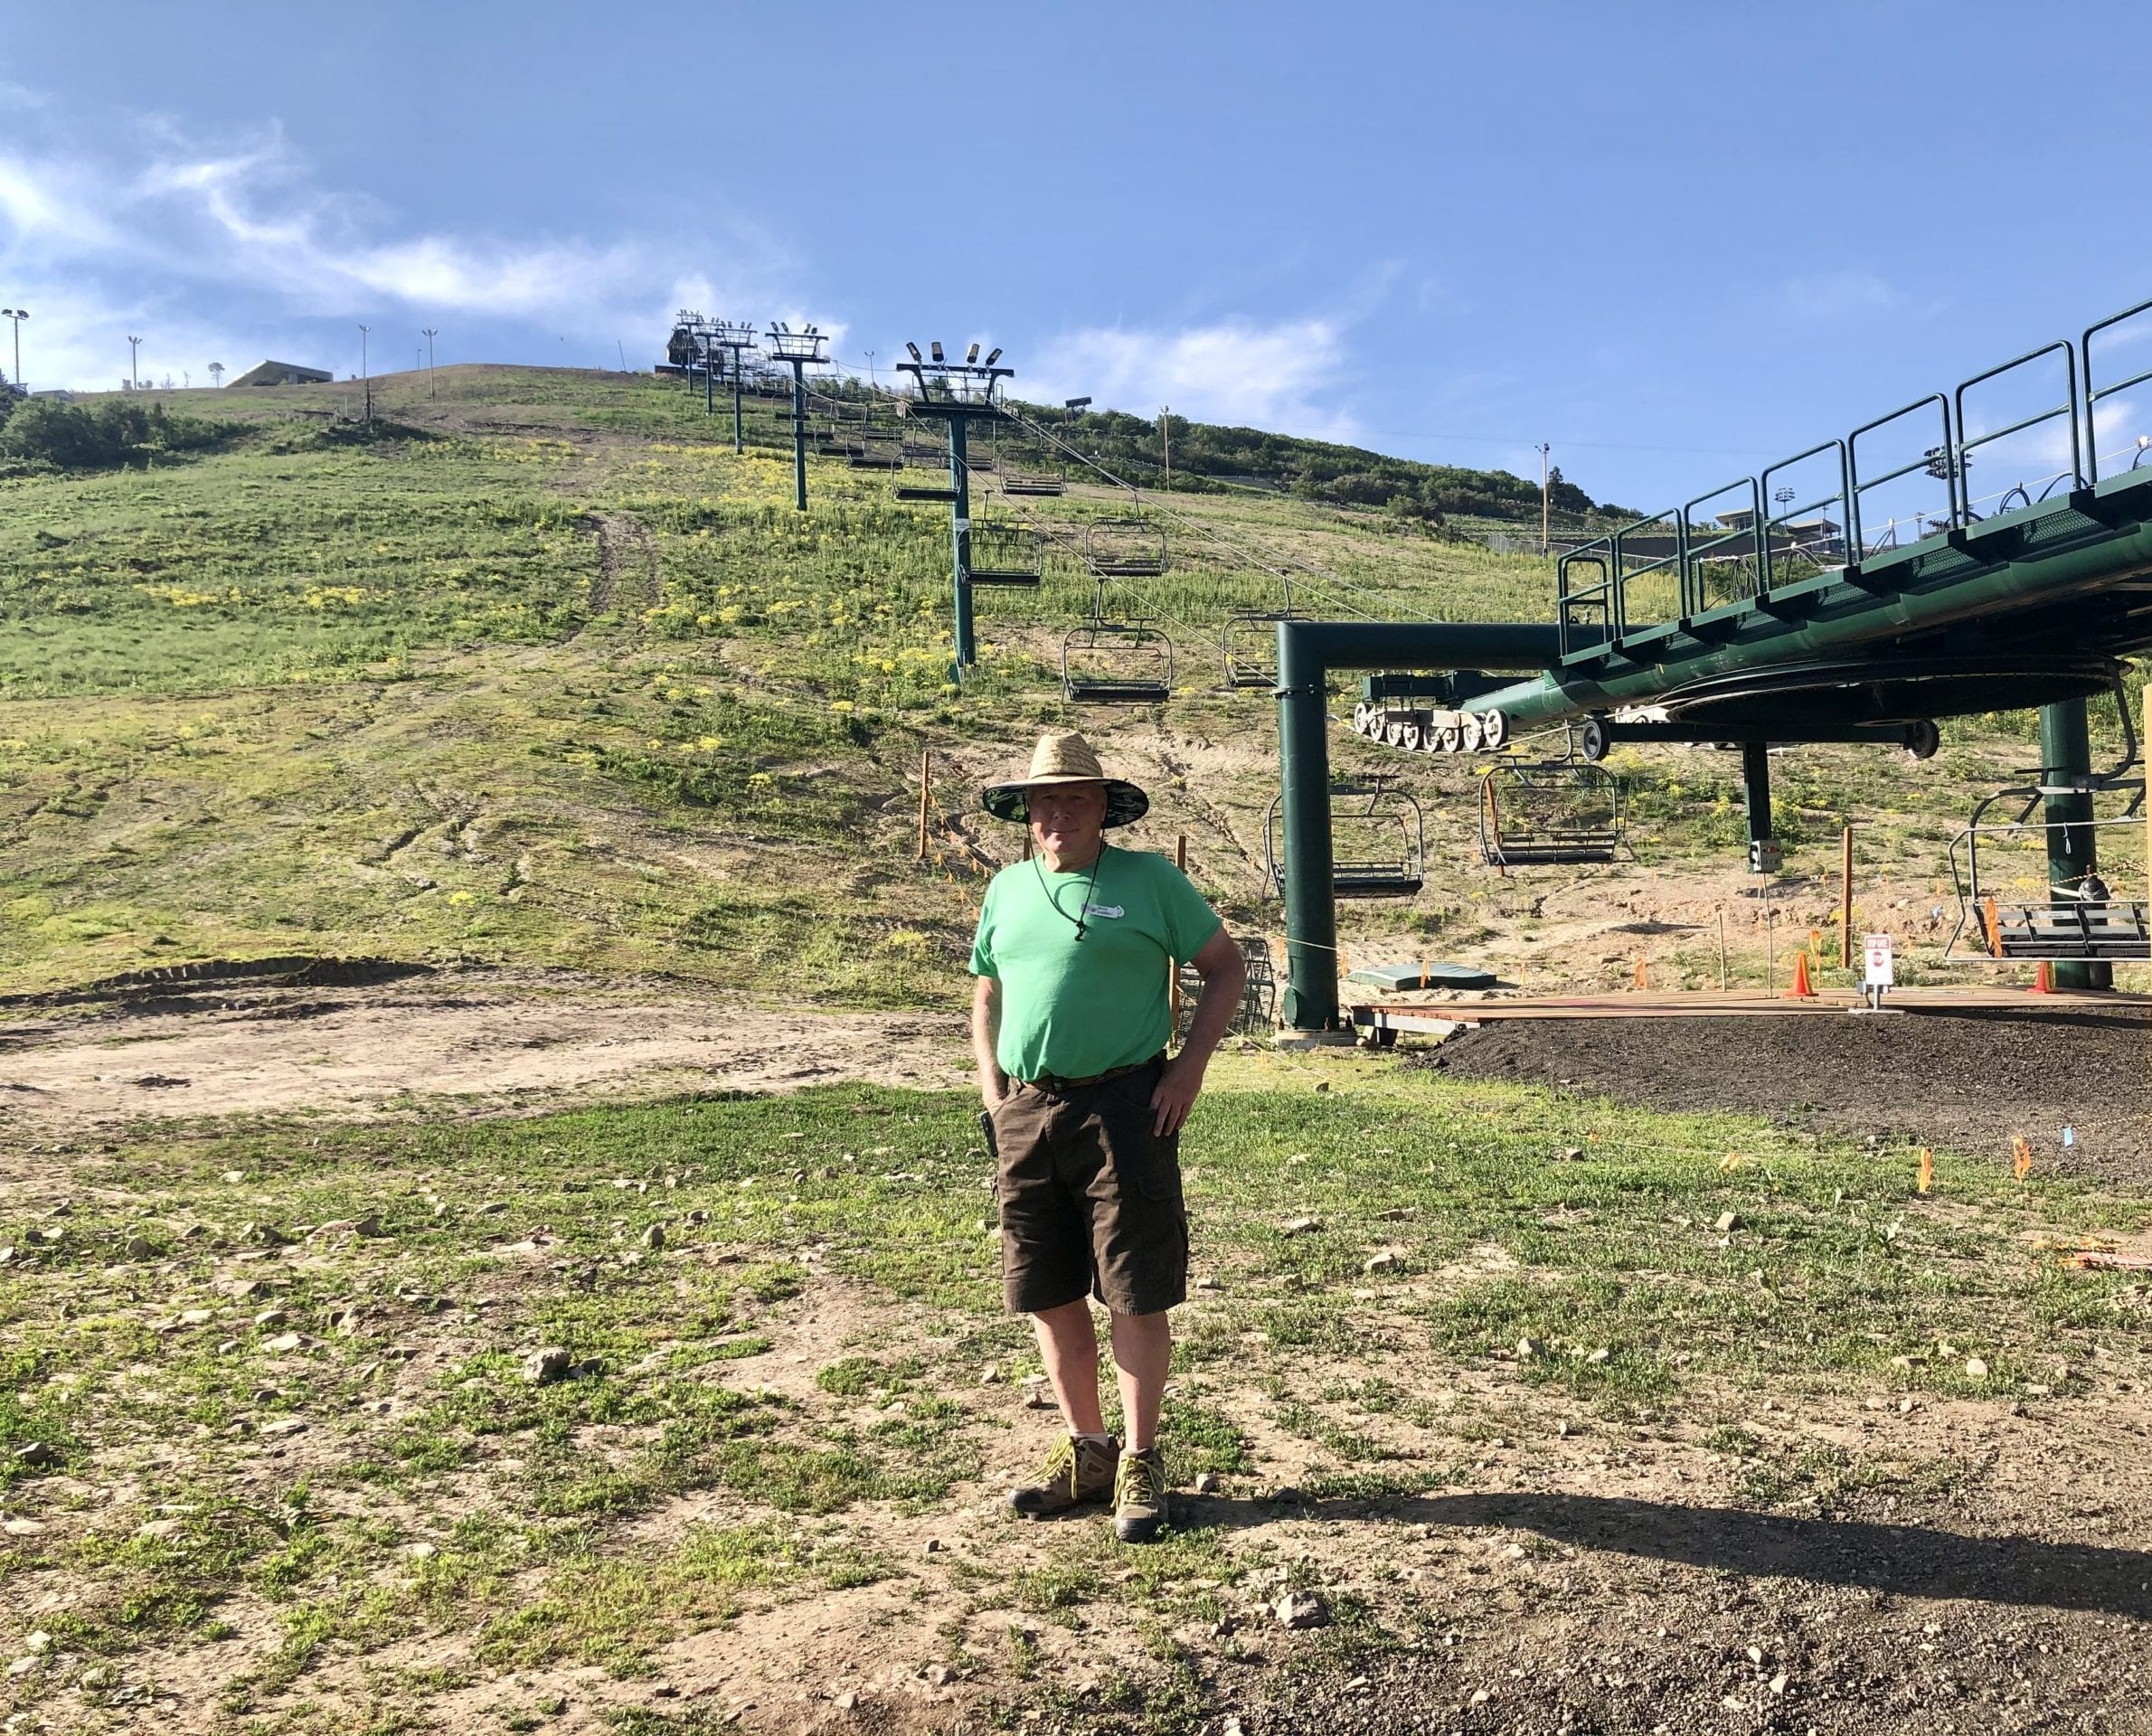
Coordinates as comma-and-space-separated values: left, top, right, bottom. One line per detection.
1741, 741, 1774, 872
2040, 696, 2112, 991
950, 417, 976, 670
1471, 505, 2152, 732
788, 360, 807, 513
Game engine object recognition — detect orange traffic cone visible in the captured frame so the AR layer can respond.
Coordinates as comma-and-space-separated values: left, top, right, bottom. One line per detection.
2033, 959, 2053, 994
1787, 950, 1816, 999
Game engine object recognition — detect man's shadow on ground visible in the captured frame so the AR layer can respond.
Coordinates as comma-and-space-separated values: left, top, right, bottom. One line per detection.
1178, 1491, 2152, 1621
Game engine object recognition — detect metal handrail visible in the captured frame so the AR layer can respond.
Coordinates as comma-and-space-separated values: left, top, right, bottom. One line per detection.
1759, 439, 1853, 590
1556, 548, 1614, 656
1953, 340, 2081, 503
1609, 511, 1684, 636
1849, 393, 1958, 553
2082, 297, 2152, 483
1678, 476, 1764, 614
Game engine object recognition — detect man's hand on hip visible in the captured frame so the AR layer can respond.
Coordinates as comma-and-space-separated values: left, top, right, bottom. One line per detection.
1150, 1054, 1206, 1137
980, 1071, 1009, 1111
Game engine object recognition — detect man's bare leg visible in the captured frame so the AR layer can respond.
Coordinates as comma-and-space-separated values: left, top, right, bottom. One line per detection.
1108, 1308, 1171, 1451
1031, 1297, 1108, 1436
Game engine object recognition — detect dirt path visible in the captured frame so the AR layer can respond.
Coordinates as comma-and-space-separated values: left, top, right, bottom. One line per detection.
0, 970, 967, 1134
585, 511, 658, 621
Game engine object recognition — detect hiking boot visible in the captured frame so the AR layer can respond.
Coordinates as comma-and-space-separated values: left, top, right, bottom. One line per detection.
1008, 1434, 1118, 1517
1114, 1447, 1170, 1543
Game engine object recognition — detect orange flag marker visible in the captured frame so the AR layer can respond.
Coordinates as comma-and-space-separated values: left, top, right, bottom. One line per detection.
2012, 1134, 2034, 1182
1917, 1147, 1934, 1194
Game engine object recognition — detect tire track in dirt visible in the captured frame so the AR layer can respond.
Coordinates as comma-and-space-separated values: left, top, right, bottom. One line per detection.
583, 511, 659, 627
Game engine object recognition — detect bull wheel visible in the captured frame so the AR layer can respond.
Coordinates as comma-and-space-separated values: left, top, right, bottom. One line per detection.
1385, 719, 1407, 748
1579, 714, 1612, 763
1437, 723, 1462, 752
1481, 710, 1508, 750
1460, 713, 1484, 752
1401, 720, 1423, 751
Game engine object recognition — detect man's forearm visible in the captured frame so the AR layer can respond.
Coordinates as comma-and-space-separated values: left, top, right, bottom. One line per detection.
971, 982, 1006, 1101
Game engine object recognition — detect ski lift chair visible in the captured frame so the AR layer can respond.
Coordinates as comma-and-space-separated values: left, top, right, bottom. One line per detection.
1221, 609, 1297, 691
1478, 761, 1626, 867
1176, 934, 1279, 1038
1062, 614, 1175, 703
967, 523, 1043, 589
1263, 785, 1426, 899
1084, 517, 1167, 578
998, 423, 1067, 495
1947, 776, 2151, 962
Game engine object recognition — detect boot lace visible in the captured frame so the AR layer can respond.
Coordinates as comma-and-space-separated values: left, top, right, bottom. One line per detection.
1116, 1451, 1165, 1508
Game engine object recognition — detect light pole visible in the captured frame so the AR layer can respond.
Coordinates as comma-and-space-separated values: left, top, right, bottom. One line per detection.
421, 327, 439, 401
1534, 442, 1553, 555
0, 308, 26, 394
127, 334, 143, 392
358, 325, 372, 423
864, 349, 875, 389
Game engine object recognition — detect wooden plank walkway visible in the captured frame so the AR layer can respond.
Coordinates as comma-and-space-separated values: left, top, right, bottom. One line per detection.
1350, 986, 2152, 1025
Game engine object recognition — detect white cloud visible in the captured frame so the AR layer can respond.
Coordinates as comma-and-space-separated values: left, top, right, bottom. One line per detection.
1778, 271, 1904, 321
0, 104, 806, 390
1025, 316, 1359, 441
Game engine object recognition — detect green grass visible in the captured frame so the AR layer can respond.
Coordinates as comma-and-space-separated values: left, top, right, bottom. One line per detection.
4, 1061, 2145, 1726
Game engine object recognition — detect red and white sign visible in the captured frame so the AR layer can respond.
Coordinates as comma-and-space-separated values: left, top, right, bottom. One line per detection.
1863, 933, 1894, 988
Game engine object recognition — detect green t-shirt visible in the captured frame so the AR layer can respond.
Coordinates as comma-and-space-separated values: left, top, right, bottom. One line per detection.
969, 844, 1224, 1081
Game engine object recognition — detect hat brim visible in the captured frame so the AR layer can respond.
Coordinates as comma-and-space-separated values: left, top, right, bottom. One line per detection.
981, 775, 1149, 828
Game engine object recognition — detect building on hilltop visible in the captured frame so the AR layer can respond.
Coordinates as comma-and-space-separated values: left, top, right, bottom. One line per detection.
228, 360, 333, 388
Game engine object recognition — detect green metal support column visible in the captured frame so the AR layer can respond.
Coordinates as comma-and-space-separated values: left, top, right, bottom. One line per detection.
2040, 696, 2111, 990
1741, 740, 1774, 870
949, 418, 976, 670
788, 361, 807, 513
1277, 629, 1337, 1030
1274, 619, 1565, 1031
732, 368, 744, 456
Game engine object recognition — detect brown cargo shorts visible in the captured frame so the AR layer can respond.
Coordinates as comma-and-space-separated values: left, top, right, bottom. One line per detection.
989, 1054, 1189, 1317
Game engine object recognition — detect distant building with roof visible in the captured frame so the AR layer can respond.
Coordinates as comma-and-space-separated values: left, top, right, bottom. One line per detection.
228, 360, 333, 388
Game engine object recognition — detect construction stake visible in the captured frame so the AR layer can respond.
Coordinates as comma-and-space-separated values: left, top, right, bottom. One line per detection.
916, 750, 931, 862
1716, 910, 1728, 991
1839, 826, 1855, 970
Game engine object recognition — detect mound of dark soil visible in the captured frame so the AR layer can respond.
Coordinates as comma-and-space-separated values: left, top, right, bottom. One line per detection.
1421, 1006, 2152, 1180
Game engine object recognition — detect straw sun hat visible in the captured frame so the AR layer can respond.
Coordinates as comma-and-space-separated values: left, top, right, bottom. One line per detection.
981, 730, 1150, 828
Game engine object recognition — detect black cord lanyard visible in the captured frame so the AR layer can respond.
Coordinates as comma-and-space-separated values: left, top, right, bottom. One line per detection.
1033, 844, 1108, 942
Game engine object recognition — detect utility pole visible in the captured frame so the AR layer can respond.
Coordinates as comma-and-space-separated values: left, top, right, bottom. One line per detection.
127, 334, 143, 392
1534, 442, 1552, 555
896, 339, 1011, 675
358, 325, 373, 423
767, 323, 831, 512
0, 308, 26, 394
1160, 405, 1171, 490
422, 328, 439, 401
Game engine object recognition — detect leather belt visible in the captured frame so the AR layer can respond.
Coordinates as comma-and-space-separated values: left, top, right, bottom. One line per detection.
1019, 1053, 1164, 1092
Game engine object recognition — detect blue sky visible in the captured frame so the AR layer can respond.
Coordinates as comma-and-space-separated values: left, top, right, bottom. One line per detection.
5, 0, 2150, 511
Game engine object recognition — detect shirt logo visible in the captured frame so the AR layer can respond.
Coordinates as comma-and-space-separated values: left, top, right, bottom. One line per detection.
1083, 902, 1125, 919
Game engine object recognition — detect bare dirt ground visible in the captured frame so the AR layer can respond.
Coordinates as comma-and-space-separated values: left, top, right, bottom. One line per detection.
0, 966, 967, 1133
1423, 1005, 2152, 1182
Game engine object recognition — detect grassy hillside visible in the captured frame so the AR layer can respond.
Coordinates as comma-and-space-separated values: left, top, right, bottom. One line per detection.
1, 364, 2140, 1001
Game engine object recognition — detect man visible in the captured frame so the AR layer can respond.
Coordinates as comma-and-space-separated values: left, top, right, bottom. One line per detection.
970, 730, 1248, 1543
